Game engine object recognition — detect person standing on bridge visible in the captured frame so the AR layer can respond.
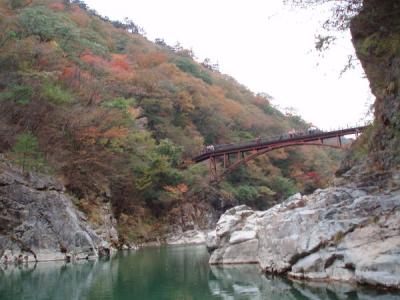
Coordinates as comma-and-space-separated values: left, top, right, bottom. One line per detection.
205, 145, 215, 152
308, 126, 317, 134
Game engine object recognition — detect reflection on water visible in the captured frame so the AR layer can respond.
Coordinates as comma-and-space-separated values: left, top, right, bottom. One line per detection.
209, 265, 400, 300
0, 245, 398, 300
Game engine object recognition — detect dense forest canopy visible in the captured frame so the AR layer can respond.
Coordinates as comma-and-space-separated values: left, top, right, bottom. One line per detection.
0, 0, 343, 241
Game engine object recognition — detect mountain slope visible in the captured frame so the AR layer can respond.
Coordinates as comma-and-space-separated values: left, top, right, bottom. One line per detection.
0, 0, 341, 243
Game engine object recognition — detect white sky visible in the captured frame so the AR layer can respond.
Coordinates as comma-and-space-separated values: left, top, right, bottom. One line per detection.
85, 0, 373, 130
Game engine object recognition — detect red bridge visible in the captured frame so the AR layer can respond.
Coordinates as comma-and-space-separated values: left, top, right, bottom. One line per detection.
191, 126, 367, 182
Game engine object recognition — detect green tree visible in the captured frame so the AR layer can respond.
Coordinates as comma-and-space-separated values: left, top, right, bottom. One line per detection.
42, 83, 73, 105
0, 84, 33, 105
11, 132, 44, 171
8, 0, 28, 10
155, 139, 183, 167
271, 176, 297, 200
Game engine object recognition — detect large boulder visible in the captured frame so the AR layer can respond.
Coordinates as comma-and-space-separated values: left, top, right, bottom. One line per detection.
0, 160, 112, 263
207, 176, 400, 289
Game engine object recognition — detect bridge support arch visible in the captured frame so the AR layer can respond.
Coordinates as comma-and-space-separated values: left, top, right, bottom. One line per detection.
209, 141, 346, 183
190, 126, 366, 183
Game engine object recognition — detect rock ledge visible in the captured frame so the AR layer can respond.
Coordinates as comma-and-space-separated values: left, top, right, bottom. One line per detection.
207, 185, 400, 289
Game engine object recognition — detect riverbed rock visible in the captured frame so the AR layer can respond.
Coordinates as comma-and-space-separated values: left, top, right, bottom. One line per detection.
229, 230, 257, 245
165, 229, 207, 245
207, 182, 400, 289
0, 160, 110, 263
205, 230, 220, 251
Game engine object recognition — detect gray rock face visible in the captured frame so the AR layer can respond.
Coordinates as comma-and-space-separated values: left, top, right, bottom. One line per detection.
0, 161, 111, 263
165, 229, 207, 245
207, 186, 400, 289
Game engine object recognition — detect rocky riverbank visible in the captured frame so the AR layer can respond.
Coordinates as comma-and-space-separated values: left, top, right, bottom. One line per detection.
165, 230, 207, 245
210, 265, 400, 299
0, 160, 117, 264
206, 171, 400, 289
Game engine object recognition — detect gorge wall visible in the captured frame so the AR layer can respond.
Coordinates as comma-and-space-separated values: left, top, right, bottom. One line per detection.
0, 158, 117, 263
347, 0, 400, 172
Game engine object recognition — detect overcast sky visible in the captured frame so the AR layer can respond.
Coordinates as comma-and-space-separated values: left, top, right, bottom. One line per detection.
85, 0, 373, 130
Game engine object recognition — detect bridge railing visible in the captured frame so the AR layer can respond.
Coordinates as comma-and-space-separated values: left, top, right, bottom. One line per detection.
212, 130, 323, 152
201, 124, 367, 155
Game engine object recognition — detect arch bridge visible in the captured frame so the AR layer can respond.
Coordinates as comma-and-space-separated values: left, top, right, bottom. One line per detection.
191, 126, 366, 183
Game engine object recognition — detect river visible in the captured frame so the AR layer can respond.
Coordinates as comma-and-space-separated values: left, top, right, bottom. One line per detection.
0, 245, 398, 300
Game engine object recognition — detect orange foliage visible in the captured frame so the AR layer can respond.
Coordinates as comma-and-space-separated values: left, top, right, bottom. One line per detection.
164, 183, 189, 194
81, 53, 106, 67
132, 70, 162, 93
78, 126, 101, 144
59, 65, 82, 88
103, 127, 129, 139
60, 66, 77, 79
176, 91, 195, 112
109, 54, 135, 80
127, 107, 142, 119
80, 53, 136, 81
253, 95, 270, 106
80, 70, 93, 81
135, 51, 167, 68
70, 5, 89, 27
111, 54, 131, 71
267, 149, 289, 160
158, 63, 181, 77
49, 2, 65, 11
219, 98, 244, 119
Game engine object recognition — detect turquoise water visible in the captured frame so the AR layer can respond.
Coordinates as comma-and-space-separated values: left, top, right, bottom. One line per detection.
0, 245, 399, 300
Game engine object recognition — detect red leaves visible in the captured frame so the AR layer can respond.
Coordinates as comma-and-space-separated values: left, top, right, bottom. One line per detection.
60, 66, 77, 80
110, 54, 135, 79
110, 54, 130, 71
81, 53, 106, 67
306, 171, 318, 178
49, 2, 65, 11
103, 127, 129, 139
80, 53, 135, 80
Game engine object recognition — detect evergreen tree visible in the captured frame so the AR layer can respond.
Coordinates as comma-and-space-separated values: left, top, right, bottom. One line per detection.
11, 132, 44, 171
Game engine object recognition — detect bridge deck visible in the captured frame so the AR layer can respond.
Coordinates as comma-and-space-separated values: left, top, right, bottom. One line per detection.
192, 126, 366, 163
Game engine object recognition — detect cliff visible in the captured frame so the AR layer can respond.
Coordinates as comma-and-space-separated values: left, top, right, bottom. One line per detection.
341, 0, 400, 175
0, 158, 117, 263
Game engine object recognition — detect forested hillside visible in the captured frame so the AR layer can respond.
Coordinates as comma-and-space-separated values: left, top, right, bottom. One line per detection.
0, 0, 341, 242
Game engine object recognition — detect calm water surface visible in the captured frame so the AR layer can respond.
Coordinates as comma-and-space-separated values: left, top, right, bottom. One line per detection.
1, 245, 399, 300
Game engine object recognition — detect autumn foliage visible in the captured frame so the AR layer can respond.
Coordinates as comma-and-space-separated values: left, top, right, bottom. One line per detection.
0, 0, 341, 242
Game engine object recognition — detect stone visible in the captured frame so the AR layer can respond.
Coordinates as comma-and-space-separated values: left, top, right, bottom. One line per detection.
215, 215, 240, 237
208, 185, 400, 289
205, 230, 220, 251
165, 229, 206, 245
0, 161, 109, 263
229, 230, 256, 245
210, 239, 259, 265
